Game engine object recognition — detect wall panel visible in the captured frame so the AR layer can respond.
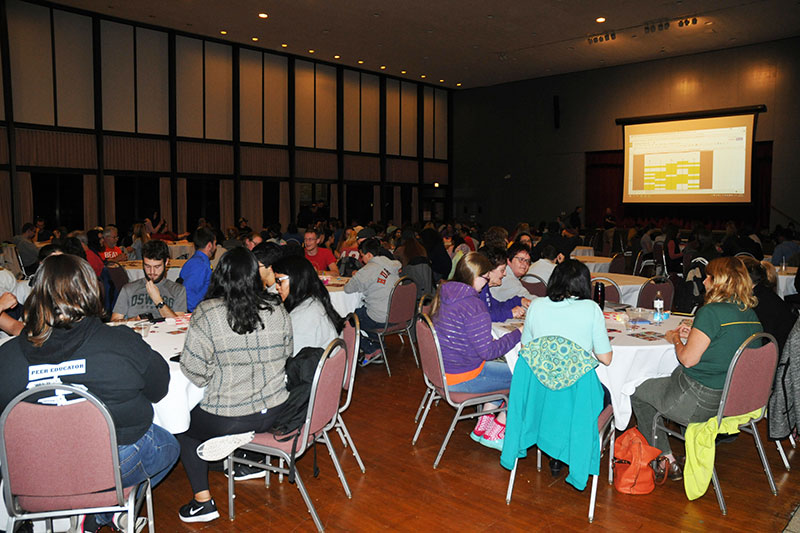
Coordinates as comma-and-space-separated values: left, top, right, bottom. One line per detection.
294, 60, 315, 148
83, 174, 97, 229
423, 87, 434, 158
176, 36, 203, 138
279, 181, 290, 231
434, 88, 448, 159
296, 151, 337, 180
400, 82, 417, 157
104, 136, 170, 172
240, 180, 263, 231
239, 49, 263, 143
204, 42, 232, 140
315, 64, 337, 149
387, 158, 418, 183
16, 129, 96, 168
264, 55, 288, 145
176, 141, 233, 174
385, 79, 399, 155
101, 21, 135, 132
7, 0, 53, 125
361, 74, 380, 153
53, 10, 93, 129
240, 146, 289, 176
136, 28, 169, 135
0, 172, 12, 241
343, 70, 360, 151
159, 177, 172, 231
343, 154, 380, 182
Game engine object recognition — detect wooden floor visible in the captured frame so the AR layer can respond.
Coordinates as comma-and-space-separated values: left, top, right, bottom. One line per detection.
148, 337, 800, 532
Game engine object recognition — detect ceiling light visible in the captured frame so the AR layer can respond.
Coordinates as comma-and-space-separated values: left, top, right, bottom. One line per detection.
357, 60, 364, 64
281, 43, 288, 48
334, 55, 341, 59
439, 79, 444, 83
420, 74, 427, 79
434, 182, 440, 188
251, 37, 259, 42
380, 65, 386, 70
692, 18, 697, 25
596, 17, 606, 23
308, 49, 315, 54
705, 21, 713, 26
401, 70, 407, 74
456, 83, 462, 87
258, 13, 268, 19
219, 30, 227, 35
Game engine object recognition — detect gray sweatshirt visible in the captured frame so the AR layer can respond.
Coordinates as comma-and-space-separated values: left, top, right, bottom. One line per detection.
344, 255, 402, 323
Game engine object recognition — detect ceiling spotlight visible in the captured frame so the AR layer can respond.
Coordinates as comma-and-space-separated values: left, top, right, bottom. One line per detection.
678, 20, 683, 27
420, 74, 426, 79
596, 17, 606, 23
219, 30, 227, 35
587, 38, 592, 44
611, 32, 616, 40
650, 25, 655, 32
604, 33, 610, 40
434, 182, 440, 188
380, 65, 386, 70
357, 60, 364, 64
401, 70, 407, 74
334, 55, 341, 59
258, 13, 268, 19
439, 79, 444, 83
456, 83, 462, 87
281, 43, 288, 48
251, 37, 259, 42
664, 22, 670, 29
685, 19, 690, 26
692, 18, 697, 24
657, 23, 663, 31
593, 36, 598, 42
308, 49, 314, 54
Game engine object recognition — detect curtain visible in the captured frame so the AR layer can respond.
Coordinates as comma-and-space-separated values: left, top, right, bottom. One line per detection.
220, 180, 234, 231
176, 178, 187, 234
14, 172, 33, 231
159, 177, 172, 232
0, 172, 13, 240
240, 180, 263, 231
279, 181, 290, 232
103, 175, 115, 225
83, 175, 97, 230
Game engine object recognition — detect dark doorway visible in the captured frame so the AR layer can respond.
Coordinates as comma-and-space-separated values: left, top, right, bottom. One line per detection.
346, 183, 374, 227
263, 180, 281, 228
186, 179, 221, 231
115, 175, 159, 240
30, 173, 84, 231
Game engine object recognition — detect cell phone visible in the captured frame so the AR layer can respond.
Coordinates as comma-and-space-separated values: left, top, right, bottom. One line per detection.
140, 313, 166, 323
170, 354, 180, 363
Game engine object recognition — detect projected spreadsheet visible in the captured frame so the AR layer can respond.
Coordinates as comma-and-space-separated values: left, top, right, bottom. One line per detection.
642, 153, 702, 191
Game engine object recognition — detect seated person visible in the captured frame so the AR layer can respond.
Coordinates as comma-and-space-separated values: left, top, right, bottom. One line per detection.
490, 242, 536, 302
502, 259, 612, 485
179, 227, 217, 312
528, 244, 558, 284
772, 228, 800, 267
177, 247, 292, 523
12, 223, 39, 275
478, 246, 528, 322
127, 223, 149, 261
304, 228, 339, 274
85, 230, 108, 277
0, 254, 178, 532
222, 226, 242, 250
243, 231, 263, 251
251, 241, 284, 292
272, 255, 345, 355
33, 216, 52, 242
432, 252, 522, 450
0, 269, 23, 340
344, 238, 401, 361
111, 240, 187, 321
741, 257, 796, 352
631, 257, 762, 481
101, 226, 128, 263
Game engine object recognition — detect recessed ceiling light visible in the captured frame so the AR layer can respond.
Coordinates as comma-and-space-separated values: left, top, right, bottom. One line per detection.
258, 13, 268, 19
705, 21, 713, 25
456, 83, 462, 87
334, 55, 341, 59
420, 74, 427, 79
281, 43, 288, 48
401, 70, 407, 74
596, 17, 606, 23
308, 49, 315, 54
380, 65, 386, 70
439, 79, 444, 83
357, 60, 364, 64
219, 30, 227, 35
251, 37, 259, 42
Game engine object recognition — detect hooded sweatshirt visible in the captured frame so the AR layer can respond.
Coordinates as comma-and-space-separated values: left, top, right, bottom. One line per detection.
433, 281, 521, 376
0, 317, 170, 445
344, 255, 402, 323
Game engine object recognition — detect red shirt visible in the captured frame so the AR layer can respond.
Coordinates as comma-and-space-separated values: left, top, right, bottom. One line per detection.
305, 247, 336, 271
85, 249, 104, 277
102, 246, 124, 261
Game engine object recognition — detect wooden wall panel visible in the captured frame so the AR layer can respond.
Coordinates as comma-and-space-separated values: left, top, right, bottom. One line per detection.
294, 60, 315, 148
220, 179, 234, 231
101, 21, 135, 132
385, 79, 399, 155
423, 161, 448, 184
240, 146, 289, 177
176, 36, 203, 138
434, 88, 448, 159
387, 158, 418, 183
7, 0, 53, 125
136, 28, 169, 135
0, 128, 7, 164
296, 151, 337, 180
104, 136, 170, 172
13, 172, 32, 231
239, 49, 263, 143
264, 54, 288, 145
400, 82, 417, 157
343, 70, 360, 152
361, 74, 380, 153
0, 172, 12, 241
373, 185, 380, 223
176, 141, 233, 174
423, 87, 434, 158
15, 129, 96, 168
240, 180, 263, 231
53, 10, 94, 129
204, 42, 232, 141
315, 64, 337, 149
343, 154, 380, 182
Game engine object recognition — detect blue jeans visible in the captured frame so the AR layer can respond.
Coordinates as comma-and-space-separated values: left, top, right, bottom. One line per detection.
355, 306, 384, 353
96, 424, 180, 525
448, 361, 512, 393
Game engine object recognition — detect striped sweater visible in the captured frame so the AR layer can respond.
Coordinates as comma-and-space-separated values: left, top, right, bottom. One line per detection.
433, 281, 521, 375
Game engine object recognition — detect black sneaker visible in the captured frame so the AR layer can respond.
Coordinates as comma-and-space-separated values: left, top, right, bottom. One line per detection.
178, 498, 220, 523
224, 462, 267, 481
75, 514, 100, 533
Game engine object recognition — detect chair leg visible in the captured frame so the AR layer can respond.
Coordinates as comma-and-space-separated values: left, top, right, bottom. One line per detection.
588, 474, 599, 523
506, 458, 519, 504
292, 469, 324, 532
406, 327, 420, 367
45, 518, 53, 533
791, 433, 797, 449
751, 421, 778, 495
322, 431, 352, 498
536, 448, 542, 472
145, 479, 155, 533
413, 390, 436, 444
433, 405, 465, 469
609, 428, 616, 485
338, 415, 366, 473
711, 467, 727, 515
414, 389, 431, 423
336, 425, 347, 448
378, 335, 391, 377
227, 455, 236, 520
777, 440, 791, 471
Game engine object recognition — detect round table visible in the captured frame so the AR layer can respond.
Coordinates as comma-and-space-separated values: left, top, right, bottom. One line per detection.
777, 267, 798, 299
576, 256, 612, 273
322, 276, 362, 317
591, 272, 649, 307
168, 242, 195, 260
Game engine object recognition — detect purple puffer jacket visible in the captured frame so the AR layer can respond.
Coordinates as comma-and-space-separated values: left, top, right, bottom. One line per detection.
432, 281, 521, 375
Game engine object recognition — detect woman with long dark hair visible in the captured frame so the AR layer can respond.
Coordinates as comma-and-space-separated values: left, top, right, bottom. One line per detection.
177, 247, 293, 523
271, 255, 344, 355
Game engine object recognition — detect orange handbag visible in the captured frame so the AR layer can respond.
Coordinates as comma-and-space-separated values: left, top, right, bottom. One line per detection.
613, 427, 665, 494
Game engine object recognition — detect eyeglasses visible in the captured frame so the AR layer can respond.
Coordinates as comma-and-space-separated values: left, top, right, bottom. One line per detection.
513, 256, 531, 265
276, 275, 289, 284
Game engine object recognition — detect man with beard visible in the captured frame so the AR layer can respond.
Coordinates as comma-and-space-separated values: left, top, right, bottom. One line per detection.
111, 240, 187, 320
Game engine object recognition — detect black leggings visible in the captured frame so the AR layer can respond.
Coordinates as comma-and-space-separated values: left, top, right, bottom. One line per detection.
177, 403, 287, 494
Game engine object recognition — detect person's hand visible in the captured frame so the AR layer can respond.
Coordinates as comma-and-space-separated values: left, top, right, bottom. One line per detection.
517, 323, 525, 332
556, 253, 565, 263
146, 280, 163, 305
0, 292, 17, 312
665, 329, 681, 344
512, 306, 525, 319
521, 297, 531, 309
677, 324, 692, 339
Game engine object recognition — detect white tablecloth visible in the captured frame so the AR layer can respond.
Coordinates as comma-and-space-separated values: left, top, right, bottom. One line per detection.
577, 256, 611, 273
324, 277, 362, 317
0, 244, 23, 278
493, 314, 682, 431
591, 273, 648, 306
777, 267, 798, 299
571, 246, 594, 257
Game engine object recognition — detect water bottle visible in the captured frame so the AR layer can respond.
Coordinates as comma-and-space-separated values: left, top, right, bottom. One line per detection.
653, 290, 664, 325
594, 281, 605, 310
781, 256, 787, 273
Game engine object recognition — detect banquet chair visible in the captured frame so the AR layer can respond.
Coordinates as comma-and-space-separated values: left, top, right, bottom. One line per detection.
633, 250, 655, 278
506, 405, 615, 523
592, 277, 622, 304
0, 384, 154, 533
608, 253, 626, 274
636, 276, 674, 310
226, 339, 348, 532
364, 276, 419, 376
651, 241, 668, 275
653, 333, 779, 515
412, 314, 509, 468
520, 273, 548, 297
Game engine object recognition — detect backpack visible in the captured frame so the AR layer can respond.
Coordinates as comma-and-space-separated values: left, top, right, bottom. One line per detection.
673, 257, 708, 314
613, 427, 664, 494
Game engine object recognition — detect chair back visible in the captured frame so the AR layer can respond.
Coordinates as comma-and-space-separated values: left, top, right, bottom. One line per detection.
735, 251, 756, 259
718, 333, 779, 420
652, 241, 667, 275
592, 277, 622, 304
340, 314, 360, 411
608, 253, 626, 274
416, 314, 447, 394
681, 248, 696, 278
417, 293, 433, 317
637, 276, 674, 310
305, 339, 348, 442
520, 273, 547, 297
383, 277, 418, 333
0, 384, 124, 514
402, 260, 434, 299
